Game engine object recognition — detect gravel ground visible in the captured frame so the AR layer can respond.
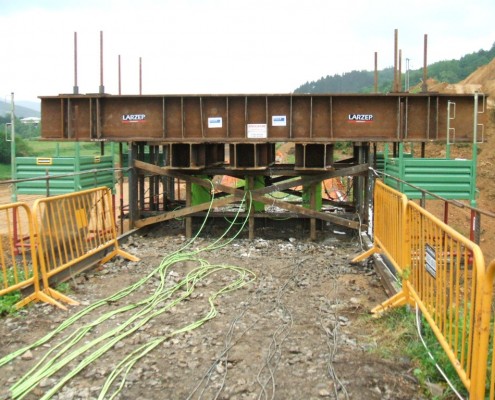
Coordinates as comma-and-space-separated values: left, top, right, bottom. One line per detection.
0, 221, 425, 400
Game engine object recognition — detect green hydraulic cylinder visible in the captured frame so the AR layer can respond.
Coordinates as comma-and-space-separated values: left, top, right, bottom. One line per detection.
249, 175, 265, 212
191, 175, 212, 206
302, 182, 322, 211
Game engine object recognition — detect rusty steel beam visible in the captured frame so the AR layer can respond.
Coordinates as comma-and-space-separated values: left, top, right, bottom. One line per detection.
40, 93, 483, 143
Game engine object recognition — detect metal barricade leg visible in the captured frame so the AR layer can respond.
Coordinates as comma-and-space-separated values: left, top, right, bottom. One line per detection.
352, 247, 378, 263
370, 281, 414, 315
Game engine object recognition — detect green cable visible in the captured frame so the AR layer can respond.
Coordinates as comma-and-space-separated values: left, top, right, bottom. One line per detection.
3, 185, 256, 399
99, 265, 255, 400
0, 179, 219, 370
41, 264, 254, 400
14, 261, 227, 398
10, 188, 247, 397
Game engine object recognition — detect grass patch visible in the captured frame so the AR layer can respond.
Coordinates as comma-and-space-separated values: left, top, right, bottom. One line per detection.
0, 280, 73, 318
55, 281, 73, 295
0, 163, 11, 180
0, 268, 29, 317
26, 141, 102, 157
366, 307, 468, 399
0, 291, 21, 316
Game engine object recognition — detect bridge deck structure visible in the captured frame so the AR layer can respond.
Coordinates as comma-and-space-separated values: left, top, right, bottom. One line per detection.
38, 92, 485, 238
41, 93, 481, 144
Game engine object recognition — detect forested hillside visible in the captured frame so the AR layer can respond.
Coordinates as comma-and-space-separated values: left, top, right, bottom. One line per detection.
294, 42, 495, 94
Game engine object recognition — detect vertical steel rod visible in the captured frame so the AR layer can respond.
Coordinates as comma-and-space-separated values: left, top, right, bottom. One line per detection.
118, 55, 122, 95
139, 57, 142, 95
73, 32, 79, 94
422, 34, 428, 92
99, 31, 104, 94
374, 52, 378, 93
393, 29, 398, 92
398, 49, 402, 92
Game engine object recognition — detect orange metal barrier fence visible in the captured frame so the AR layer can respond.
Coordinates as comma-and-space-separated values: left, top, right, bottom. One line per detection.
354, 179, 494, 399
352, 180, 407, 276
31, 187, 139, 308
402, 201, 486, 398
483, 259, 495, 400
0, 202, 57, 308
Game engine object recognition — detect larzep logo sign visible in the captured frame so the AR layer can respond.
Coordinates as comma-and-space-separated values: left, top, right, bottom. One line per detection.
122, 114, 146, 124
348, 114, 374, 123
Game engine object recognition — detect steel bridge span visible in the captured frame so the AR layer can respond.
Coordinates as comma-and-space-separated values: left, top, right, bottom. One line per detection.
39, 92, 485, 238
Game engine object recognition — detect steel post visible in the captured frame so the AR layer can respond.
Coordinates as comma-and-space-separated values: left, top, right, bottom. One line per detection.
128, 143, 139, 228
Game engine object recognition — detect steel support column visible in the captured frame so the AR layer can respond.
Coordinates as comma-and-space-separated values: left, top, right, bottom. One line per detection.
128, 143, 139, 227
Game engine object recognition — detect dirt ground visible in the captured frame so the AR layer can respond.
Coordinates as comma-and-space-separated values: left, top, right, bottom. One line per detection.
0, 222, 427, 400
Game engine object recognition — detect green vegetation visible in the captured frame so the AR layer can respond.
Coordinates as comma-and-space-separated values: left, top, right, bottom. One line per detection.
0, 280, 74, 317
0, 266, 27, 316
0, 113, 120, 179
0, 291, 21, 316
368, 308, 468, 399
28, 141, 102, 157
55, 281, 73, 295
0, 163, 10, 180
294, 42, 495, 94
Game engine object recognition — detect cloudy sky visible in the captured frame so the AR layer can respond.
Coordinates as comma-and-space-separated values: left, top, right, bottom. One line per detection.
1, 0, 493, 103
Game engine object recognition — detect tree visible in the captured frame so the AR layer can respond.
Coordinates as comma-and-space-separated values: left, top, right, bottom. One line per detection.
0, 126, 33, 164
294, 42, 495, 93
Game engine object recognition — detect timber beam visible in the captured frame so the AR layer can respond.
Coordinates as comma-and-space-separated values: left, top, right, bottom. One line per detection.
133, 159, 367, 230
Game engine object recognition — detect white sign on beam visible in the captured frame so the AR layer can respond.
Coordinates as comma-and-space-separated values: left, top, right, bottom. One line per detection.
247, 124, 267, 138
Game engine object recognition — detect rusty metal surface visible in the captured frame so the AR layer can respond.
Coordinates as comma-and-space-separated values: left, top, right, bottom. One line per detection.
40, 93, 483, 143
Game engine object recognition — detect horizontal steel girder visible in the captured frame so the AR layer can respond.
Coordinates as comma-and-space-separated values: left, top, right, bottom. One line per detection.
40, 93, 485, 143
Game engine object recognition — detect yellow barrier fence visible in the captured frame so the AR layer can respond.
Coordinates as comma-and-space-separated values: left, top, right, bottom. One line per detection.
0, 202, 58, 308
403, 201, 487, 398
482, 259, 495, 399
354, 179, 495, 398
32, 187, 139, 309
368, 199, 488, 398
352, 180, 408, 276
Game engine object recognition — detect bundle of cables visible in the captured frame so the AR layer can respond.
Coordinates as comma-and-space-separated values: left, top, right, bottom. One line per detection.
0, 184, 256, 400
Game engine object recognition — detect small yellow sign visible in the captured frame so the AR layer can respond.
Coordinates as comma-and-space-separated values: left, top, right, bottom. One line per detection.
36, 158, 53, 165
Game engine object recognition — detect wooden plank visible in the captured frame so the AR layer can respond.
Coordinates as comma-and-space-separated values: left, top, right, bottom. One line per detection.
134, 159, 366, 229
255, 164, 368, 195
134, 159, 368, 195
213, 183, 364, 229
134, 160, 212, 188
134, 196, 239, 228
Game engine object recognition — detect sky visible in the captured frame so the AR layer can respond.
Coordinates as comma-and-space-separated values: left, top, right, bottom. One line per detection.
1, 0, 494, 104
